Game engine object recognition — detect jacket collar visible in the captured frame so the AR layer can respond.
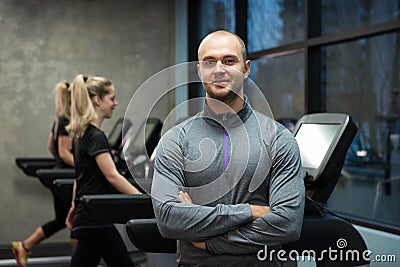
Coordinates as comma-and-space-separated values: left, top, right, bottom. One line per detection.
202, 95, 252, 128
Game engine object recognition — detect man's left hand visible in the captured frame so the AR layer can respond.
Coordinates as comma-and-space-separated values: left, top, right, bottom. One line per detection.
192, 241, 206, 251
178, 191, 193, 204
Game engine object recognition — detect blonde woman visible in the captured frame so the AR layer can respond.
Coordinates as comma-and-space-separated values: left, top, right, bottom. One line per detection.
12, 81, 76, 267
65, 74, 141, 267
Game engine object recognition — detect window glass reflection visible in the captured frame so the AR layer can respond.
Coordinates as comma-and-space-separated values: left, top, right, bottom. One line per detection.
247, 0, 304, 52
324, 32, 400, 226
322, 0, 400, 35
198, 0, 235, 39
248, 53, 304, 120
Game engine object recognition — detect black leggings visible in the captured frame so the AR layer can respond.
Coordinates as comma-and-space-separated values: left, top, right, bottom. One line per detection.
71, 225, 134, 267
41, 189, 69, 237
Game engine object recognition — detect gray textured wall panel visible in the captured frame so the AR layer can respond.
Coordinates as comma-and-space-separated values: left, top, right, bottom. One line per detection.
0, 0, 175, 244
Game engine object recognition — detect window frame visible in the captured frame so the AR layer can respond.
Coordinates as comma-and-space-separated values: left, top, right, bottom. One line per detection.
188, 0, 400, 234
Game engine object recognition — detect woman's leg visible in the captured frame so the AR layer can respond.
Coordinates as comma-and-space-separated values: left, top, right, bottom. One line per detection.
101, 225, 134, 267
71, 225, 133, 267
21, 226, 46, 251
70, 228, 102, 267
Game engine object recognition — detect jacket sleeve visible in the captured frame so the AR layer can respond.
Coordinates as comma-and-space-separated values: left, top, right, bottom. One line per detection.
151, 128, 253, 241
206, 130, 305, 255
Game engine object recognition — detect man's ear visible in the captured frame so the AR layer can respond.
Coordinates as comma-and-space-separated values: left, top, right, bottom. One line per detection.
197, 63, 203, 81
244, 60, 251, 79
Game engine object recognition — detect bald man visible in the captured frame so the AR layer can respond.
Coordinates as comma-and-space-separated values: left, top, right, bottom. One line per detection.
152, 30, 305, 266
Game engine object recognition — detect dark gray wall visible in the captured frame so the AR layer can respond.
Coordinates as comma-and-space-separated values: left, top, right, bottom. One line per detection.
0, 0, 175, 244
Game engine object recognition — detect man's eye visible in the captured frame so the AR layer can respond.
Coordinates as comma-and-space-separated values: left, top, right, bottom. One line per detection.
203, 61, 216, 66
223, 59, 236, 65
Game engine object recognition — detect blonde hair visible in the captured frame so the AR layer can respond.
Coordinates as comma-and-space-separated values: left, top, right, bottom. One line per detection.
67, 74, 113, 137
54, 81, 71, 119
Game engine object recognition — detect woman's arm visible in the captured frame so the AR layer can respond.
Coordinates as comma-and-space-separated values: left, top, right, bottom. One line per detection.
58, 136, 74, 167
47, 132, 57, 158
95, 152, 141, 195
66, 180, 77, 230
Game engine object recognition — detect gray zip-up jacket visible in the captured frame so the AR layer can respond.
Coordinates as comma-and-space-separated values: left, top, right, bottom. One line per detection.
152, 98, 305, 266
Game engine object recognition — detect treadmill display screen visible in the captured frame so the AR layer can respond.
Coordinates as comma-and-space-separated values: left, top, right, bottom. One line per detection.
295, 123, 341, 169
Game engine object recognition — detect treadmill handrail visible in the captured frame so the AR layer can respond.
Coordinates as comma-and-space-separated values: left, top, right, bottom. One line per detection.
81, 194, 154, 224
36, 168, 76, 178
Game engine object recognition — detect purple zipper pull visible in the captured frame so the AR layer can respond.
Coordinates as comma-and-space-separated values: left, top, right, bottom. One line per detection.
224, 129, 229, 169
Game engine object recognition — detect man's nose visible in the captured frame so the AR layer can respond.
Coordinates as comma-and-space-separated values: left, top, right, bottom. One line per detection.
214, 60, 225, 72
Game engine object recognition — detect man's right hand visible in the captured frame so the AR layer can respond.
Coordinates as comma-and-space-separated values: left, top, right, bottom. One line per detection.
249, 205, 270, 219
